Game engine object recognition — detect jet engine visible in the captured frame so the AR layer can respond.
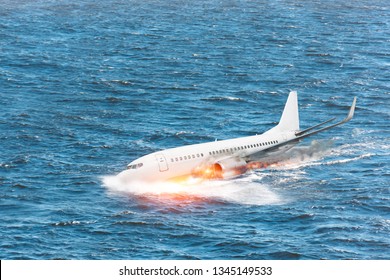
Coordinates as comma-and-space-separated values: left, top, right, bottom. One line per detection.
192, 157, 247, 179
216, 157, 248, 178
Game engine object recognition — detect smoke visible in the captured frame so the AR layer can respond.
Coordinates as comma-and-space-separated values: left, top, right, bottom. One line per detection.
250, 139, 334, 170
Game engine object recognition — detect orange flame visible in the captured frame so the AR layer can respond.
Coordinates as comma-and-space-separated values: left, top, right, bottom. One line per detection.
247, 162, 268, 169
191, 165, 224, 179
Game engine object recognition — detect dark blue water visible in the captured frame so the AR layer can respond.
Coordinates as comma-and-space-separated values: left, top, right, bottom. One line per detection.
1, 0, 389, 259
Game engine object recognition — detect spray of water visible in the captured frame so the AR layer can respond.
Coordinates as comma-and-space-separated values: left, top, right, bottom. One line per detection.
102, 174, 282, 206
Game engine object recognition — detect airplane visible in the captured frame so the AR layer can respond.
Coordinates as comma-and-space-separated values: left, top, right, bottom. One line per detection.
116, 91, 356, 183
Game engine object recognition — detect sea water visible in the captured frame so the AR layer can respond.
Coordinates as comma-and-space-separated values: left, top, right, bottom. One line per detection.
1, 0, 389, 259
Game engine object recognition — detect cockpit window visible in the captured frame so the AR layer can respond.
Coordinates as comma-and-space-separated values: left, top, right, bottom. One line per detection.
127, 163, 143, 170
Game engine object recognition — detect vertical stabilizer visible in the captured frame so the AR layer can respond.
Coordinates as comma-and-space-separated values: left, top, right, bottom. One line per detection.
278, 91, 300, 131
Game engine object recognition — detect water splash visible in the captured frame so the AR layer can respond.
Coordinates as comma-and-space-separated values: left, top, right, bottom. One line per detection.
102, 174, 283, 206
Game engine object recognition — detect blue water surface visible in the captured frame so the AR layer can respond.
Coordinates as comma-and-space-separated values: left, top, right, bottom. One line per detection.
1, 0, 389, 259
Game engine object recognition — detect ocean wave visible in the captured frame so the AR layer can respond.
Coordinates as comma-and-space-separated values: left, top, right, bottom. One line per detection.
201, 96, 244, 102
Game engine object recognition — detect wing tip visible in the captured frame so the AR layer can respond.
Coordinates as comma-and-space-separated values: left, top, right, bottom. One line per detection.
345, 96, 357, 122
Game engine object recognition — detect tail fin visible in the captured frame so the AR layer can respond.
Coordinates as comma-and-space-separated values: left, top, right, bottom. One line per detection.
277, 91, 300, 132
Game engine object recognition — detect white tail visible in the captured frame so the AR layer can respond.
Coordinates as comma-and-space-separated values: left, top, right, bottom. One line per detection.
277, 91, 300, 132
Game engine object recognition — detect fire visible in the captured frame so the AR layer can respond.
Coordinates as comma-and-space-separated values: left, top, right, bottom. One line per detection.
247, 161, 271, 169
191, 164, 249, 180
246, 161, 289, 170
191, 164, 224, 180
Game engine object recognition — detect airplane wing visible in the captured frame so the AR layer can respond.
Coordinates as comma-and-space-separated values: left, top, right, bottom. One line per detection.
294, 96, 356, 139
248, 97, 357, 160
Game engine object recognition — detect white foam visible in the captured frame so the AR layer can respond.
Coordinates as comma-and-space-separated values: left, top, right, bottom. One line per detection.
102, 174, 283, 206
323, 153, 373, 166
